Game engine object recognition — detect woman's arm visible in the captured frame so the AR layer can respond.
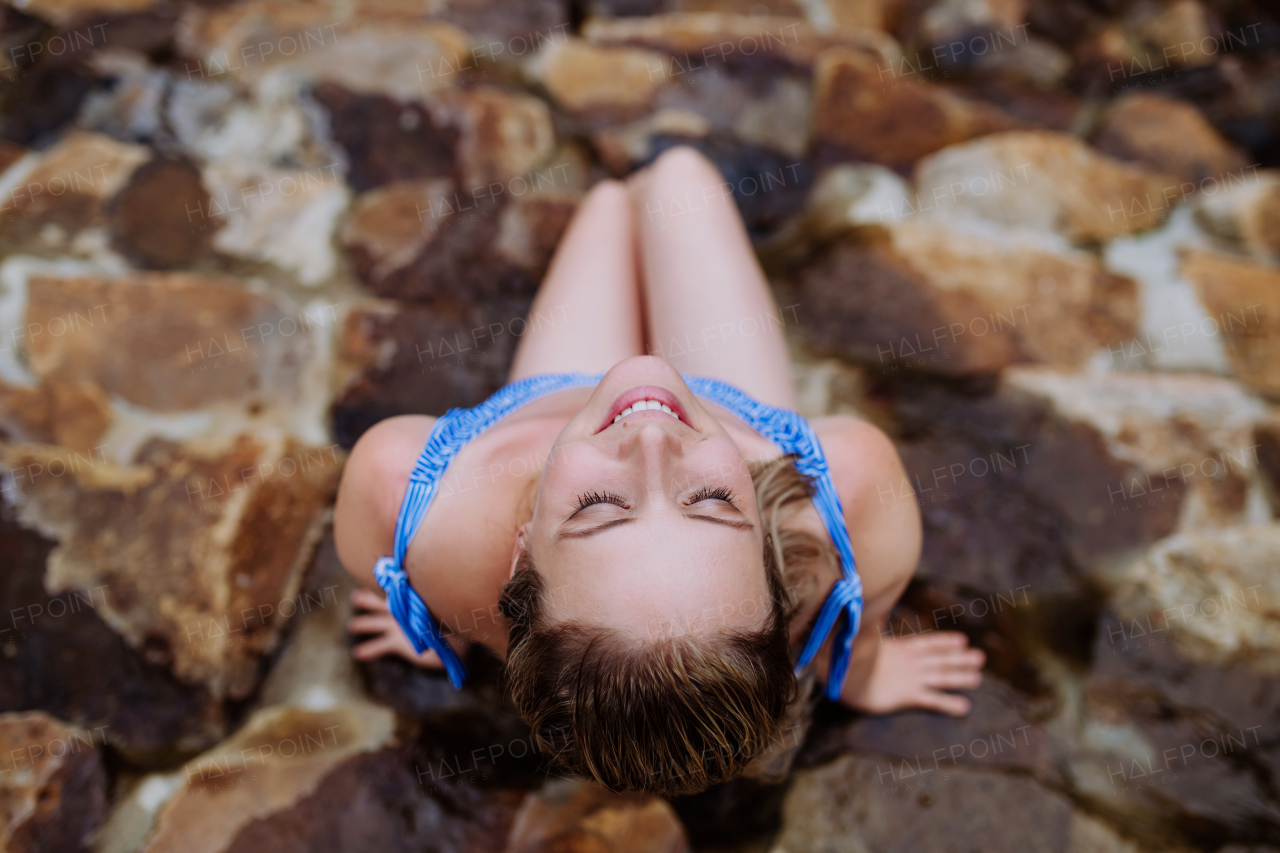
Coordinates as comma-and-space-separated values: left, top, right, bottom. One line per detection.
812, 415, 984, 716
333, 414, 453, 668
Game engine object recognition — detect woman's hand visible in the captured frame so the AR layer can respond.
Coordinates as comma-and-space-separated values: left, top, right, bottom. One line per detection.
841, 631, 985, 716
347, 588, 446, 670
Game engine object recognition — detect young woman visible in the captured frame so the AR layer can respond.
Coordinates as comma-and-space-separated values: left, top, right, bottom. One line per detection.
333, 146, 985, 797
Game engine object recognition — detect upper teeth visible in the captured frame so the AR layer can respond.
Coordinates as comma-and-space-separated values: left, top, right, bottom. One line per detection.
614, 399, 679, 424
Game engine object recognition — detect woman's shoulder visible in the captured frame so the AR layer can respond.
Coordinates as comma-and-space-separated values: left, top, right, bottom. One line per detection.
334, 415, 438, 587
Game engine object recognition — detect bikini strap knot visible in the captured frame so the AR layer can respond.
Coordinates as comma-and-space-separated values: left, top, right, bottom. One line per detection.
373, 555, 468, 689
794, 574, 863, 701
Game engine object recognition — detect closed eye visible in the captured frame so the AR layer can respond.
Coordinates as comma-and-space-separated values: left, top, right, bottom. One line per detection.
572, 490, 628, 515
687, 485, 736, 507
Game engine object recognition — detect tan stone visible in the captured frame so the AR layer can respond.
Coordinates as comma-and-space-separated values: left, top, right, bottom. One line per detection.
1122, 0, 1216, 67
1114, 525, 1280, 665
4, 435, 342, 700
0, 379, 111, 451
1195, 168, 1280, 262
504, 780, 691, 853
341, 179, 451, 281
0, 0, 157, 26
913, 130, 1173, 241
177, 2, 473, 99
528, 37, 671, 115
0, 132, 148, 250
583, 12, 895, 69
812, 47, 1022, 171
593, 109, 713, 175
1180, 250, 1280, 398
1093, 94, 1251, 186
443, 86, 558, 188
202, 162, 351, 285
134, 703, 394, 853
1004, 368, 1269, 535
23, 273, 316, 413
0, 712, 106, 853
792, 219, 1139, 374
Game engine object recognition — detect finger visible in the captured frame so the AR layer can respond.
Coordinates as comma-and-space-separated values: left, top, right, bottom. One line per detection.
348, 614, 400, 635
923, 668, 984, 690
920, 648, 987, 671
912, 630, 970, 648
351, 589, 389, 611
915, 689, 972, 716
352, 635, 400, 660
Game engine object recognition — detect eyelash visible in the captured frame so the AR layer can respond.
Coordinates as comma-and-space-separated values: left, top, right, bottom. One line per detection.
574, 490, 627, 511
572, 486, 737, 511
689, 485, 736, 506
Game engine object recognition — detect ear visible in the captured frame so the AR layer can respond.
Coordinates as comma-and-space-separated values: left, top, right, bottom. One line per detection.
508, 522, 530, 580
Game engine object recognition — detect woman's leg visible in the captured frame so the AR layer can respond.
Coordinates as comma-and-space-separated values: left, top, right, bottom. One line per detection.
629, 146, 798, 410
507, 180, 646, 381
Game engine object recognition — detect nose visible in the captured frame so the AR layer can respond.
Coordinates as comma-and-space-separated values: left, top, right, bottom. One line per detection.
618, 419, 685, 499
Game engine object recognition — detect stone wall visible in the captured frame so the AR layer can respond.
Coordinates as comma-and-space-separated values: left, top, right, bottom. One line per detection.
0, 0, 1277, 850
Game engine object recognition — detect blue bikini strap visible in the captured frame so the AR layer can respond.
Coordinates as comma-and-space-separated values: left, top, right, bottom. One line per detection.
683, 376, 865, 702
373, 372, 603, 688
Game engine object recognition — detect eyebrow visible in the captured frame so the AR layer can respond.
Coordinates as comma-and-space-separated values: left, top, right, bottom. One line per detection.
557, 513, 755, 540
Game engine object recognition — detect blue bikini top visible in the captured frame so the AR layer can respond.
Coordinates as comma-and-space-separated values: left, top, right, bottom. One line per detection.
373, 372, 864, 702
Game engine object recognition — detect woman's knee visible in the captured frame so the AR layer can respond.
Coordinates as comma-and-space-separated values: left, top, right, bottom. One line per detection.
649, 145, 724, 187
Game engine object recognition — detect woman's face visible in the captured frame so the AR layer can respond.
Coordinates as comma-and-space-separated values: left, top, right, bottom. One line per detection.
523, 356, 771, 640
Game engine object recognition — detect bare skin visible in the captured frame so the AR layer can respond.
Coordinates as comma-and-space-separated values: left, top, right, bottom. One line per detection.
334, 147, 985, 716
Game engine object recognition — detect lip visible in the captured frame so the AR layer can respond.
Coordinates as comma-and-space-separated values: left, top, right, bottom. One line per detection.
596, 385, 690, 434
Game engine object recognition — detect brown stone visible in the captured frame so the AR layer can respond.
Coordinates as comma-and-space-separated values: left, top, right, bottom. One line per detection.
799, 674, 1057, 781
790, 220, 1139, 374
1078, 526, 1280, 834
504, 781, 691, 853
528, 38, 672, 116
1180, 250, 1280, 398
23, 273, 317, 413
913, 130, 1174, 241
0, 132, 148, 252
0, 517, 224, 763
774, 753, 1138, 853
4, 435, 342, 701
333, 300, 528, 446
1093, 93, 1251, 186
109, 156, 217, 269
870, 368, 1268, 596
0, 712, 106, 853
347, 190, 578, 303
0, 141, 25, 175
812, 47, 1024, 172
312, 83, 459, 193
0, 379, 111, 452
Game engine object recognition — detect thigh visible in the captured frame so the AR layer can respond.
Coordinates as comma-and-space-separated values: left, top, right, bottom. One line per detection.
631, 146, 798, 410
507, 181, 646, 381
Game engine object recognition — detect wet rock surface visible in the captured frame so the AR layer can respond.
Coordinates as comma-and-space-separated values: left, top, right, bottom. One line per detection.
0, 0, 1276, 851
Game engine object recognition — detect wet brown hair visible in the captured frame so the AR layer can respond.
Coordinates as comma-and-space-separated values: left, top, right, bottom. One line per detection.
499, 455, 836, 796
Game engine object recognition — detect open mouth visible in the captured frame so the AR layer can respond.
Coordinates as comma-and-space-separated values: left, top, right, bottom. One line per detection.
597, 385, 690, 433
